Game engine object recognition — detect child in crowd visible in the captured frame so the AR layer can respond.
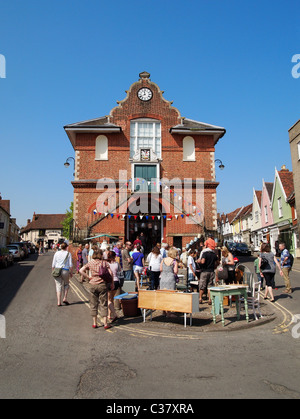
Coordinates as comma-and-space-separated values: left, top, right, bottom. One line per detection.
254, 252, 263, 289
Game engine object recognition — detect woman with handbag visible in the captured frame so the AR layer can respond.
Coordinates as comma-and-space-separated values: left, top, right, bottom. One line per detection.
51, 242, 73, 306
79, 249, 114, 329
259, 242, 283, 302
218, 246, 235, 284
159, 247, 179, 318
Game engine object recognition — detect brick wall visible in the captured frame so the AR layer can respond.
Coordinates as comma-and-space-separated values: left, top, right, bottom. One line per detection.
69, 75, 222, 246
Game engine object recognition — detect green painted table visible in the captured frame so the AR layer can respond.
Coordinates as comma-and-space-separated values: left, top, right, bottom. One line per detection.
210, 285, 249, 327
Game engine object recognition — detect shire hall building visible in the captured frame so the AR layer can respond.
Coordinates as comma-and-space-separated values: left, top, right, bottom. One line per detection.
64, 72, 226, 251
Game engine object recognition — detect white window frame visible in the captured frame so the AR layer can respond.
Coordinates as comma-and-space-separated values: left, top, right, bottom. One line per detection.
298, 141, 300, 160
130, 119, 161, 158
264, 205, 268, 224
183, 136, 195, 161
95, 135, 108, 160
278, 197, 283, 218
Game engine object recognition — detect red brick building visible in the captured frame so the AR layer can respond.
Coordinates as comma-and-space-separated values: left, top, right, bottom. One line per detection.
64, 72, 226, 250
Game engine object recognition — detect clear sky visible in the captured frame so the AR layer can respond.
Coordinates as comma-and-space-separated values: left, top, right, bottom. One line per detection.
0, 0, 299, 228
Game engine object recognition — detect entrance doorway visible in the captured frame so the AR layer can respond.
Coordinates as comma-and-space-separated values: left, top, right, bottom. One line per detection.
127, 215, 163, 254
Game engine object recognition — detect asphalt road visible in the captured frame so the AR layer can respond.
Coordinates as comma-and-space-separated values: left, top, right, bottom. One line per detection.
0, 252, 300, 400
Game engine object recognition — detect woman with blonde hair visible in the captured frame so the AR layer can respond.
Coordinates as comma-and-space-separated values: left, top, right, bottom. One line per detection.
160, 246, 178, 290
219, 246, 235, 284
159, 247, 179, 318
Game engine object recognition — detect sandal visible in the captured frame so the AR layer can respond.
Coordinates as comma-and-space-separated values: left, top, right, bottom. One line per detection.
104, 324, 112, 330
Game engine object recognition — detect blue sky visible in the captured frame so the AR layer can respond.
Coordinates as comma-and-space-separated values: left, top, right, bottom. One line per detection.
0, 0, 299, 227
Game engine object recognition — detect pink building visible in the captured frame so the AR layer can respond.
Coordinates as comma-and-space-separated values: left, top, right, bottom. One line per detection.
260, 180, 274, 242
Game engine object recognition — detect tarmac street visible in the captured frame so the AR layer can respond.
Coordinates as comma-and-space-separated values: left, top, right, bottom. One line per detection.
0, 252, 300, 399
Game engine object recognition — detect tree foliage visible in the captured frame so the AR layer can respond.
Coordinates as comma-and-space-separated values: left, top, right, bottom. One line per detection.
62, 202, 73, 239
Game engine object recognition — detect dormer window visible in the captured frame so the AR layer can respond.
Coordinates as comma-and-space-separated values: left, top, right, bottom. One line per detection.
130, 119, 161, 158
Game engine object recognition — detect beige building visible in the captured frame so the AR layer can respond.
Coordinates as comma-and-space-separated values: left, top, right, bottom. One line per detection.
288, 120, 300, 258
20, 213, 66, 248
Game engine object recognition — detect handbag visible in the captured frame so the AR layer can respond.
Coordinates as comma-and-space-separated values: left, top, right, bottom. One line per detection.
260, 256, 269, 270
99, 261, 113, 283
52, 252, 69, 278
217, 264, 228, 280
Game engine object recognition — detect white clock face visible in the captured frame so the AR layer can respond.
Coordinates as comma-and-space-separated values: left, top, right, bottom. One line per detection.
137, 87, 153, 101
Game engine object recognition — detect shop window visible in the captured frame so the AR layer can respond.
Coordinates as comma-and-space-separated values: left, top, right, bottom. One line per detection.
95, 135, 108, 160
183, 136, 195, 161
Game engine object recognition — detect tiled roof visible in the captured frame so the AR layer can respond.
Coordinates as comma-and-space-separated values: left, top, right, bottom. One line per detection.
255, 190, 262, 207
265, 182, 273, 200
240, 204, 252, 217
227, 207, 243, 223
278, 169, 294, 199
20, 214, 66, 234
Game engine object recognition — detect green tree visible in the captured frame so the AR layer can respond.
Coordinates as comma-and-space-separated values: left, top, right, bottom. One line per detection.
62, 202, 73, 239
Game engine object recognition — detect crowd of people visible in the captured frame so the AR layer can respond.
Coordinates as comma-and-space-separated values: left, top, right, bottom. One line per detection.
51, 233, 294, 328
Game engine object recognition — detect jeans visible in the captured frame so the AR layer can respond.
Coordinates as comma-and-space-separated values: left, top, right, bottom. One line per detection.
124, 269, 133, 281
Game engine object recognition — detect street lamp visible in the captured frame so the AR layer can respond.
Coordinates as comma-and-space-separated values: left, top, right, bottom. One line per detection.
64, 157, 75, 176
215, 159, 225, 170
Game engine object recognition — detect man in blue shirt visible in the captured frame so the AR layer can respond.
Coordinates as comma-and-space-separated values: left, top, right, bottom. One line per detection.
279, 242, 292, 294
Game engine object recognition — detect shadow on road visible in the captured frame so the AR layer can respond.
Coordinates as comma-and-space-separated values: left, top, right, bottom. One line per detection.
0, 254, 38, 314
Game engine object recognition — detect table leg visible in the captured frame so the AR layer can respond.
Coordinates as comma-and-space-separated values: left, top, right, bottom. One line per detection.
220, 298, 225, 327
212, 296, 216, 324
143, 309, 146, 322
244, 292, 249, 322
236, 294, 240, 320
190, 313, 192, 326
184, 313, 187, 328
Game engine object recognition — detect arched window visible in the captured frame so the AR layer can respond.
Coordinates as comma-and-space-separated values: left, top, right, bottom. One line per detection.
95, 135, 108, 160
183, 136, 195, 161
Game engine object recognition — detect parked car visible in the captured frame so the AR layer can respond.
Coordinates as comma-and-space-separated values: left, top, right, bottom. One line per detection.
10, 242, 29, 258
0, 247, 14, 268
7, 244, 25, 260
232, 242, 251, 256
225, 241, 235, 252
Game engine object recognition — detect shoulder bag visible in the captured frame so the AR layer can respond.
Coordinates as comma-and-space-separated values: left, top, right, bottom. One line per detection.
52, 252, 70, 278
99, 260, 113, 283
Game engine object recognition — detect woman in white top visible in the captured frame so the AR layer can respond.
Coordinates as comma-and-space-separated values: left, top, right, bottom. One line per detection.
51, 242, 73, 306
187, 250, 197, 288
146, 246, 163, 290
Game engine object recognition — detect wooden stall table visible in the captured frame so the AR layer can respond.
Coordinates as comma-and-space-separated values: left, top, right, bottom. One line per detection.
138, 289, 199, 327
209, 285, 249, 327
